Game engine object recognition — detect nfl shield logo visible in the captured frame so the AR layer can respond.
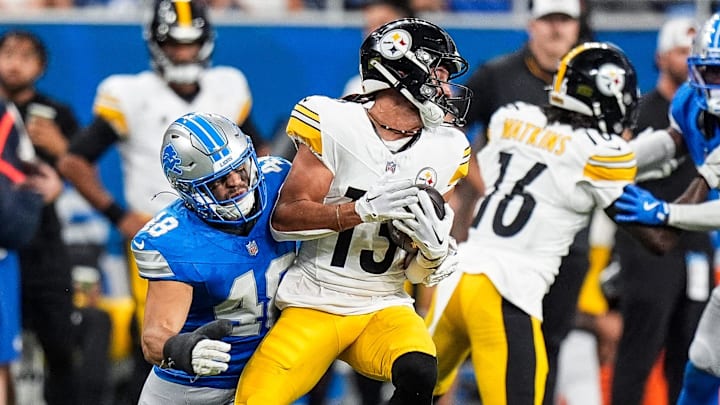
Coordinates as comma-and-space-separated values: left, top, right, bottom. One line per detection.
386, 161, 397, 173
245, 240, 259, 256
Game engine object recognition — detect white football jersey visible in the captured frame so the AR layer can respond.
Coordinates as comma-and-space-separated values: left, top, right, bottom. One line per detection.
92, 67, 253, 216
275, 95, 471, 315
456, 102, 636, 320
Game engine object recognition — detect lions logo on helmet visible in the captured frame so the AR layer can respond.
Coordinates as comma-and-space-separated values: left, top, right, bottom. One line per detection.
160, 112, 266, 228
144, 0, 215, 84
689, 13, 720, 115
549, 42, 639, 135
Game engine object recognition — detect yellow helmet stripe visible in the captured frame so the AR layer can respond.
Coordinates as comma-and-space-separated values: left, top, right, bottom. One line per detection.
554, 43, 600, 93
175, 0, 192, 28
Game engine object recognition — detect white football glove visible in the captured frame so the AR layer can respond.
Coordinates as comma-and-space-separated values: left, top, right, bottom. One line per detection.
191, 339, 232, 376
405, 238, 458, 287
392, 191, 454, 267
698, 146, 720, 189
355, 175, 419, 223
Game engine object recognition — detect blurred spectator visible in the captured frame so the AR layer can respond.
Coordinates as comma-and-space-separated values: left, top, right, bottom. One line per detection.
0, 29, 80, 405
0, 101, 64, 405
611, 16, 712, 405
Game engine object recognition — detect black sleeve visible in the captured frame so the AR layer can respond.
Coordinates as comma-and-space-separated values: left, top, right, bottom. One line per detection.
66, 117, 120, 163
464, 63, 495, 130
0, 177, 43, 249
239, 116, 266, 151
54, 102, 80, 143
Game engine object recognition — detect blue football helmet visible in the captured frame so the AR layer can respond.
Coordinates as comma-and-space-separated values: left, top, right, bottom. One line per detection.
161, 112, 266, 227
689, 13, 720, 115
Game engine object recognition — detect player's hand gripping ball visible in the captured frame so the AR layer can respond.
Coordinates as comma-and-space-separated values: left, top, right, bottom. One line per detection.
388, 184, 445, 253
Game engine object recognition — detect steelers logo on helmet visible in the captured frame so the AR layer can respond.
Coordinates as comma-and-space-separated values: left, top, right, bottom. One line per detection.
379, 29, 412, 60
596, 63, 626, 97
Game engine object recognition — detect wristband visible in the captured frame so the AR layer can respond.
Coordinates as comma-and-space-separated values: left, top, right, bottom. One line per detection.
102, 202, 126, 225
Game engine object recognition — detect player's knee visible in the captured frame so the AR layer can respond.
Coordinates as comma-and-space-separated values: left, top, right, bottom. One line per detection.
391, 351, 437, 397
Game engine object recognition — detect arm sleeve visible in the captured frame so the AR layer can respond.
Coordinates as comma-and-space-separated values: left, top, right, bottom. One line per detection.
629, 128, 677, 172
66, 117, 120, 163
667, 200, 720, 231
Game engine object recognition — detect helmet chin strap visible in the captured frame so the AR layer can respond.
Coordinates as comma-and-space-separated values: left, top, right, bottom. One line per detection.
369, 60, 445, 128
400, 88, 445, 128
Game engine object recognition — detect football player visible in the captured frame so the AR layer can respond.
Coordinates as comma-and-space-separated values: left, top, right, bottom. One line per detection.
133, 112, 295, 404
235, 18, 471, 405
56, 0, 264, 392
610, 13, 720, 405
427, 42, 696, 405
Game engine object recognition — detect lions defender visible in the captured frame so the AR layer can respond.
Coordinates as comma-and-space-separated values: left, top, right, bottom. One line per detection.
611, 13, 720, 405
131, 113, 295, 404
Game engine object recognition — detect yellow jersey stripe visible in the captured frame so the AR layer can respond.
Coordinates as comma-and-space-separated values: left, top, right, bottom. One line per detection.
583, 164, 636, 181
287, 116, 322, 155
588, 151, 635, 164
236, 99, 252, 126
94, 105, 129, 137
448, 160, 469, 186
294, 103, 320, 124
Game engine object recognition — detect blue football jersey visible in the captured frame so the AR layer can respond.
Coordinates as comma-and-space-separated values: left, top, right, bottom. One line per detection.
670, 83, 720, 166
132, 156, 296, 389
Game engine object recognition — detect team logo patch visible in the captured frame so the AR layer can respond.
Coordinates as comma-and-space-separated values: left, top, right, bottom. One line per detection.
596, 63, 625, 97
162, 143, 183, 177
386, 161, 397, 174
379, 29, 412, 60
415, 167, 437, 187
246, 240, 259, 256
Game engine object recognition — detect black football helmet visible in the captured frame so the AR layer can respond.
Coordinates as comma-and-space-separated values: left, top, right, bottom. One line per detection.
360, 18, 472, 128
144, 0, 215, 84
549, 42, 639, 135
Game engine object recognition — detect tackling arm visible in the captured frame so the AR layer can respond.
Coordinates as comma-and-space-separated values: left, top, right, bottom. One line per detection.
141, 280, 193, 365
271, 144, 354, 240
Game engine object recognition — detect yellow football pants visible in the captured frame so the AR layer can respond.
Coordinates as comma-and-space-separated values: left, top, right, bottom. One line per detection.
235, 305, 436, 405
429, 273, 548, 405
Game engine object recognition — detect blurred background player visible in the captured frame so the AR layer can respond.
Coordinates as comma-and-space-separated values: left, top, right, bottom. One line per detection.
133, 112, 295, 403
0, 29, 81, 405
57, 0, 265, 400
235, 17, 470, 405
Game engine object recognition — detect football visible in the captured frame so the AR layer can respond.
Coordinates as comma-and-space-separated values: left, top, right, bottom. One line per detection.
388, 184, 446, 254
